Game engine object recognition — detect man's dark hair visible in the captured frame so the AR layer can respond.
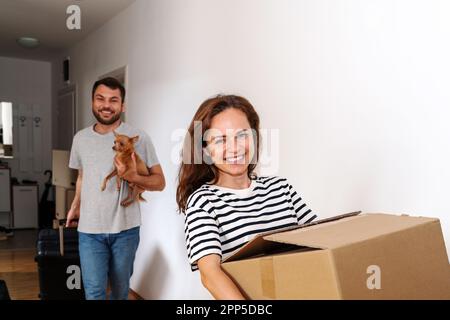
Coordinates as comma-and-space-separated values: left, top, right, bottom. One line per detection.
92, 77, 125, 103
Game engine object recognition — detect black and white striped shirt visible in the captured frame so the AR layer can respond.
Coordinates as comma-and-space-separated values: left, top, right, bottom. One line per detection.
184, 176, 317, 271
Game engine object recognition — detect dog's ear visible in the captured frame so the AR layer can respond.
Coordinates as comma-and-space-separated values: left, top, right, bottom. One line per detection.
131, 135, 139, 143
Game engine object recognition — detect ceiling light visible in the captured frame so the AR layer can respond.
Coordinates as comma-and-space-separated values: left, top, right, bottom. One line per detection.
17, 37, 40, 49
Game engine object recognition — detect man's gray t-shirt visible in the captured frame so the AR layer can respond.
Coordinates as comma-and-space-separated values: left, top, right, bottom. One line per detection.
69, 122, 159, 234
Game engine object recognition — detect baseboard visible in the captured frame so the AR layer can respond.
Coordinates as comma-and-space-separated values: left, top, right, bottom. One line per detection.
129, 288, 144, 300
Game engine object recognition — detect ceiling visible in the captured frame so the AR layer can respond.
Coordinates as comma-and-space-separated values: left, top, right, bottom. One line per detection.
0, 0, 135, 61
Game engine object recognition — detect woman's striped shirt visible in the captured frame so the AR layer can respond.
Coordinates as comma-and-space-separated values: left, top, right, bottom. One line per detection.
184, 176, 317, 271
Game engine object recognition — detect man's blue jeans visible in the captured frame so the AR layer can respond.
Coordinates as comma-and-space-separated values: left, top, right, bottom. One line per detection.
78, 226, 140, 300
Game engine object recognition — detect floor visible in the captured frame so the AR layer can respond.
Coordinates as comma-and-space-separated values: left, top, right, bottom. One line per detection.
0, 249, 39, 300
0, 229, 38, 250
0, 229, 141, 300
0, 230, 39, 300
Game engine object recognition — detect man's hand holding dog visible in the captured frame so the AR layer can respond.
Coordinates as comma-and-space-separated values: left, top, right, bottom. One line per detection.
114, 152, 165, 192
115, 152, 138, 183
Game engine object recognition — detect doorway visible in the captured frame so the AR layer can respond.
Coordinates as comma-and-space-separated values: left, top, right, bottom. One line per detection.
56, 85, 76, 151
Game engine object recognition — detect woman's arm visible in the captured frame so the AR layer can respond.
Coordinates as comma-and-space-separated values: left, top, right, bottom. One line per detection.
197, 254, 245, 300
287, 182, 317, 224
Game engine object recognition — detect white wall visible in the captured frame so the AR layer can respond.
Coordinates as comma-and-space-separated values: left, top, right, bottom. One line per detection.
61, 0, 450, 299
0, 56, 52, 209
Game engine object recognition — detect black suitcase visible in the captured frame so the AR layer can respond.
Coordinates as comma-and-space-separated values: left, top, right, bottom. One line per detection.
0, 280, 11, 300
35, 222, 85, 300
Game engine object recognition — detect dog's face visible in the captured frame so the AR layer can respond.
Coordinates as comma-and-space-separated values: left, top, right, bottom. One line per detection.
112, 131, 139, 153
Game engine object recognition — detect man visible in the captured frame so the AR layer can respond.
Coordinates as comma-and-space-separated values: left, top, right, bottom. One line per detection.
66, 77, 165, 300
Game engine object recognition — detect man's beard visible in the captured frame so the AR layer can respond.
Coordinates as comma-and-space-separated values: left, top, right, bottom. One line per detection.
93, 109, 122, 125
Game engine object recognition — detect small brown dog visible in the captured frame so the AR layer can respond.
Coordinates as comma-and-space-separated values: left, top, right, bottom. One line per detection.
101, 131, 149, 207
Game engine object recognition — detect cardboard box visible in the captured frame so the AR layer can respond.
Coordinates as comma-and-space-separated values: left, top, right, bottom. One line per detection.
222, 212, 450, 299
52, 150, 77, 188
55, 186, 75, 220
66, 189, 75, 211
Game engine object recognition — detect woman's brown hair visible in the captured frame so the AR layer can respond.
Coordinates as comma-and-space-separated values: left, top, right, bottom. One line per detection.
176, 94, 261, 213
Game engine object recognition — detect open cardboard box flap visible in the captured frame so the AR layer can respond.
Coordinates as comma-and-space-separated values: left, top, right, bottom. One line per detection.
222, 212, 449, 299
224, 211, 439, 263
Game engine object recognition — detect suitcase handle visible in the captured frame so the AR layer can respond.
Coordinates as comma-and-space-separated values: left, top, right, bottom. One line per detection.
58, 225, 64, 256
57, 219, 78, 256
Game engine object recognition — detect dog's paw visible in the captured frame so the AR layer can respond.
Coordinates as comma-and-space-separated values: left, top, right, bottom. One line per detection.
120, 200, 130, 207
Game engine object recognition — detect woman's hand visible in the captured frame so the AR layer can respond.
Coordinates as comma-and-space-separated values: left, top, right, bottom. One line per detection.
197, 254, 246, 300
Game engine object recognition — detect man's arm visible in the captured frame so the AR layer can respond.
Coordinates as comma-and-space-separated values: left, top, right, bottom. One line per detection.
131, 164, 166, 192
115, 153, 166, 192
66, 169, 82, 227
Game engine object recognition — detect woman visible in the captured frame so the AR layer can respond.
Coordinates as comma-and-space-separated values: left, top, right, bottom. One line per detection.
177, 95, 317, 299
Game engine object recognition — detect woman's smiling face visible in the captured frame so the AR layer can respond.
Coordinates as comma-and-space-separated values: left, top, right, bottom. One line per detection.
204, 108, 255, 179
